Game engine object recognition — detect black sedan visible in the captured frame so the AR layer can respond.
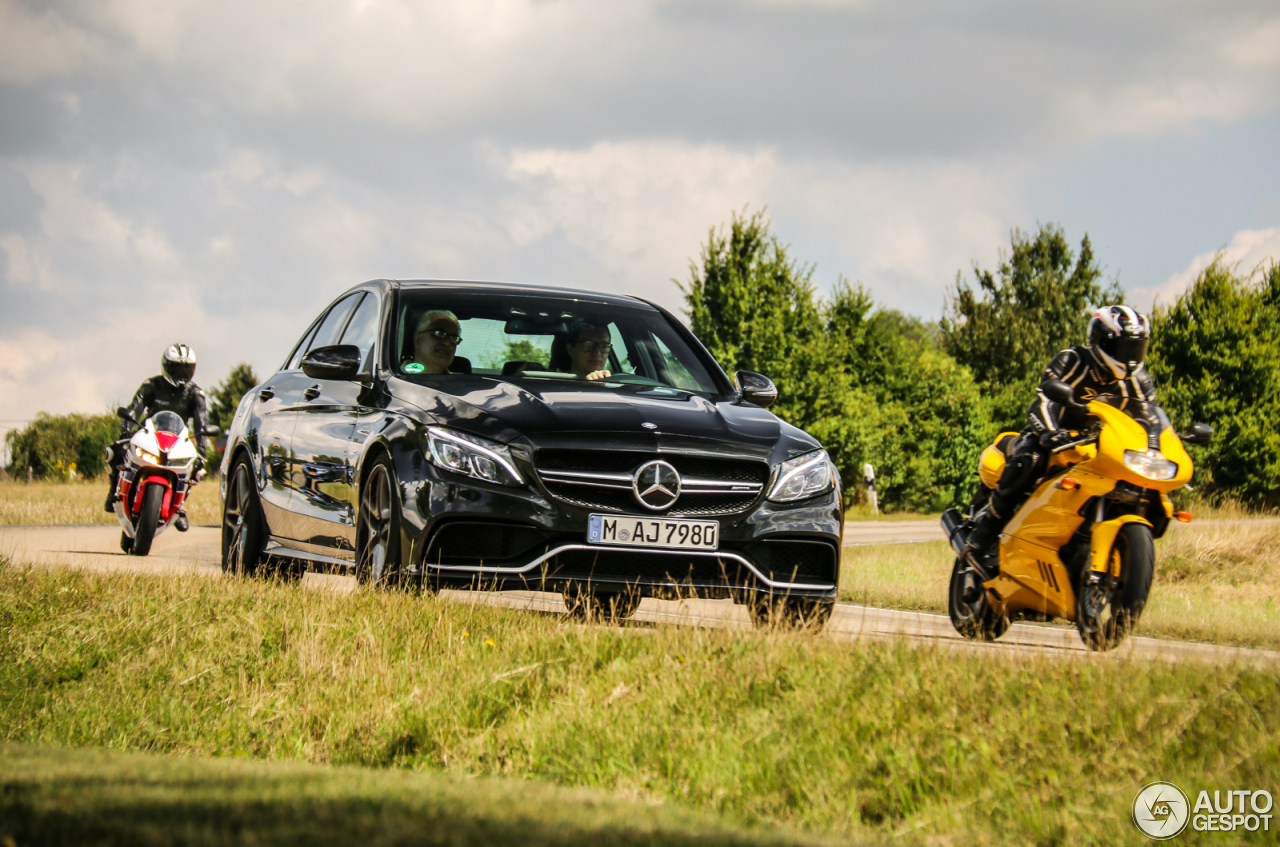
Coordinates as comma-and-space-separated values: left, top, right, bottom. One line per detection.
219, 280, 843, 627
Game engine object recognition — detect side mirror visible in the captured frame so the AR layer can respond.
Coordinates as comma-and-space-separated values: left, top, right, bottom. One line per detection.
116, 407, 138, 425
1181, 423, 1213, 446
735, 371, 778, 408
1040, 379, 1086, 408
203, 425, 222, 438
302, 344, 363, 381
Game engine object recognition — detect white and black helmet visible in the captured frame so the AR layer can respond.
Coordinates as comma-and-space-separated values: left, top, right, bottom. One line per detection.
161, 343, 197, 386
1087, 305, 1150, 379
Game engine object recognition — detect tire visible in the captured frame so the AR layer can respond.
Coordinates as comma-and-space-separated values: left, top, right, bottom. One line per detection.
129, 483, 165, 556
356, 456, 403, 590
563, 587, 641, 624
747, 596, 835, 632
222, 457, 267, 577
948, 557, 1010, 641
1076, 523, 1154, 651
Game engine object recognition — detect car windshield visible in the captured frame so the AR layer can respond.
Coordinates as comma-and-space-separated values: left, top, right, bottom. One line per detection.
393, 291, 723, 396
151, 410, 185, 435
1091, 395, 1170, 436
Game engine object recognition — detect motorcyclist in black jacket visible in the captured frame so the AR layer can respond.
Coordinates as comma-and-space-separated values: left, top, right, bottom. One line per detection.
104, 344, 209, 531
963, 305, 1155, 581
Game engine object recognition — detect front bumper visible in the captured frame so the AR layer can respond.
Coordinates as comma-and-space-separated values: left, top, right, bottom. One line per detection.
398, 462, 842, 602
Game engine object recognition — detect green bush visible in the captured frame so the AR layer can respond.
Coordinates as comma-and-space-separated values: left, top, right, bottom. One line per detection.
4, 412, 119, 480
1149, 258, 1280, 507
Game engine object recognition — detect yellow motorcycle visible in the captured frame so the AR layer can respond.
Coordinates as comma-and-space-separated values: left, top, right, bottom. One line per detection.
941, 380, 1213, 650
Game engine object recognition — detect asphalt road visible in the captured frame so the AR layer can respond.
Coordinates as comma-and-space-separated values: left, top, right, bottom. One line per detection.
2, 521, 1276, 666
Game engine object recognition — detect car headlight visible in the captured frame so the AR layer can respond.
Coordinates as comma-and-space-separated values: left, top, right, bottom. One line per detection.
768, 449, 835, 502
134, 446, 161, 466
426, 427, 525, 487
1123, 449, 1178, 481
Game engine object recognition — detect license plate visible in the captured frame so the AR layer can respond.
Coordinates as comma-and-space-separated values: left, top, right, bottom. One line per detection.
587, 514, 719, 551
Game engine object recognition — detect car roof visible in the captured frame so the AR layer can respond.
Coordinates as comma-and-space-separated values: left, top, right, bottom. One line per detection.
376, 279, 656, 310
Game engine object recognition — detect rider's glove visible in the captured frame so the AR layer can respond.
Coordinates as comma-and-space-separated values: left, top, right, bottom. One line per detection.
193, 456, 206, 481
1039, 429, 1076, 451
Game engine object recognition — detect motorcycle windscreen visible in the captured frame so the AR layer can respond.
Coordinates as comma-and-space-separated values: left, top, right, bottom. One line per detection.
151, 410, 185, 434
1090, 395, 1169, 439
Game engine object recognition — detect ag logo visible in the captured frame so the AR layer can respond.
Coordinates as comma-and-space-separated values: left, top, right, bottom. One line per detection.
1133, 782, 1190, 840
633, 460, 681, 510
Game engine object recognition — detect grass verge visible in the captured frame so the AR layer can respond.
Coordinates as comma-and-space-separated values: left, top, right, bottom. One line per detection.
839, 520, 1280, 650
2, 559, 1278, 844
0, 742, 844, 847
0, 479, 222, 527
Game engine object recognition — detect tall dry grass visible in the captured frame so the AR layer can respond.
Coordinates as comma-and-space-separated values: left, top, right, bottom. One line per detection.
0, 478, 222, 526
840, 518, 1280, 650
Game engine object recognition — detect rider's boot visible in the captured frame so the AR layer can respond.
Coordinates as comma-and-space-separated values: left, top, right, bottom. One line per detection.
962, 508, 1004, 582
175, 510, 189, 532
104, 492, 116, 513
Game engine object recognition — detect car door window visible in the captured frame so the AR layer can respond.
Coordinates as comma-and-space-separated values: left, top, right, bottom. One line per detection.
285, 322, 321, 371
338, 292, 380, 370
306, 294, 362, 358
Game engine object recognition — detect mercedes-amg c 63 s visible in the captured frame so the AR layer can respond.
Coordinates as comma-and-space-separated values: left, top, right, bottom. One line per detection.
220, 280, 843, 627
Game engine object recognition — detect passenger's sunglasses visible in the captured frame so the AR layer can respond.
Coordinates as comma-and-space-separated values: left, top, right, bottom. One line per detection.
418, 328, 462, 345
577, 342, 612, 354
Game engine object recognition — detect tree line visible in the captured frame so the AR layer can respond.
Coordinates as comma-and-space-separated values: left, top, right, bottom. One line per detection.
684, 209, 1279, 511
7, 213, 1276, 512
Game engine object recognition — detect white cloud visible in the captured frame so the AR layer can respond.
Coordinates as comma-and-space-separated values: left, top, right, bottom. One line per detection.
1131, 227, 1280, 310
0, 0, 105, 84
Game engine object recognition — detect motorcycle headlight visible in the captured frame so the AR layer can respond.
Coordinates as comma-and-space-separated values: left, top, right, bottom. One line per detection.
134, 446, 161, 466
768, 449, 835, 502
425, 427, 525, 487
1123, 449, 1178, 481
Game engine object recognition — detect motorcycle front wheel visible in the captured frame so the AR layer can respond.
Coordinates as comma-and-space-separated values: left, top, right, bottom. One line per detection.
948, 557, 1009, 641
1076, 523, 1154, 651
129, 483, 165, 556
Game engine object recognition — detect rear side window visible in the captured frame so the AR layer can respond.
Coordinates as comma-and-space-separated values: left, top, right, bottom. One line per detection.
339, 292, 381, 370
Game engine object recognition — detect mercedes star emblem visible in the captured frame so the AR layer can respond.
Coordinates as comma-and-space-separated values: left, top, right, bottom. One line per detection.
641, 422, 658, 430
632, 460, 681, 510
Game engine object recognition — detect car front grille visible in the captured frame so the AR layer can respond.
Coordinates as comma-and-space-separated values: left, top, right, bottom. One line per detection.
541, 548, 748, 585
534, 449, 768, 516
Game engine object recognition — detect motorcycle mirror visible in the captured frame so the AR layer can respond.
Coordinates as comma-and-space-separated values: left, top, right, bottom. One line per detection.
1181, 423, 1213, 445
1041, 379, 1086, 408
116, 406, 130, 419
734, 370, 778, 408
203, 425, 222, 438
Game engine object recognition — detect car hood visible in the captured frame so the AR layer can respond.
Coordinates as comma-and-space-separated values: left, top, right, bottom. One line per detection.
388, 374, 820, 461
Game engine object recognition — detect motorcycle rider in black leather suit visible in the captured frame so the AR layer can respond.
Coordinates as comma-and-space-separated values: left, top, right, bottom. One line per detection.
962, 306, 1155, 581
104, 344, 209, 532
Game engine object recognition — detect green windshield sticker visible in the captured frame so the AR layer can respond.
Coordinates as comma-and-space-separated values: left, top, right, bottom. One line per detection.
403, 362, 425, 374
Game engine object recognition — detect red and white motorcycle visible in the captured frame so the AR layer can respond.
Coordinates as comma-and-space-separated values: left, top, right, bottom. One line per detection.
110, 409, 214, 556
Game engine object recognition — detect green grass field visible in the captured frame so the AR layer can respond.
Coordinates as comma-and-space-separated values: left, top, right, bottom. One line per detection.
3, 561, 1278, 845
840, 517, 1280, 651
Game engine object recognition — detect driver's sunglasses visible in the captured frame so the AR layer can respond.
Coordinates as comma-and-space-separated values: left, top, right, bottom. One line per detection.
419, 328, 462, 345
578, 342, 612, 354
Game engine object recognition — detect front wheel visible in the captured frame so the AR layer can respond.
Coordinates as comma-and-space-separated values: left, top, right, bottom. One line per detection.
948, 557, 1009, 641
129, 483, 165, 556
356, 456, 404, 590
222, 457, 267, 577
1076, 523, 1154, 651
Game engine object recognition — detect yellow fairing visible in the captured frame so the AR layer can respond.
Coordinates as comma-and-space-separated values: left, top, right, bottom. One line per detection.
1090, 515, 1153, 573
978, 432, 1020, 489
1085, 401, 1193, 492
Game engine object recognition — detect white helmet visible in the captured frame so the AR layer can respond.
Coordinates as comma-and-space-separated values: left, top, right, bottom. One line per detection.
162, 343, 197, 386
1087, 305, 1149, 379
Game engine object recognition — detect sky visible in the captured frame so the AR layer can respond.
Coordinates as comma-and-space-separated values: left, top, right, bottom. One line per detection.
1, 0, 1278, 430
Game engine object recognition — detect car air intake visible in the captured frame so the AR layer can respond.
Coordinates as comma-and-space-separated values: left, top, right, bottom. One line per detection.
742, 538, 837, 584
423, 521, 548, 565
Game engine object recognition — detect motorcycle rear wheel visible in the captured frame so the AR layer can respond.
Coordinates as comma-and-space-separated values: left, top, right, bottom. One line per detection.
129, 483, 165, 556
948, 557, 1009, 641
1076, 523, 1154, 651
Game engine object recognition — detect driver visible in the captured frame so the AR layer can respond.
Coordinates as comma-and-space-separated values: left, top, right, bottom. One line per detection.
963, 305, 1156, 580
105, 343, 209, 532
404, 310, 461, 374
563, 320, 613, 380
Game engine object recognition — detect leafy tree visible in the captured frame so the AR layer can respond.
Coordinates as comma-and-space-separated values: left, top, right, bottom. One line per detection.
1148, 258, 1280, 506
941, 224, 1122, 431
682, 210, 988, 512
206, 363, 260, 432
483, 339, 551, 370
4, 412, 118, 479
